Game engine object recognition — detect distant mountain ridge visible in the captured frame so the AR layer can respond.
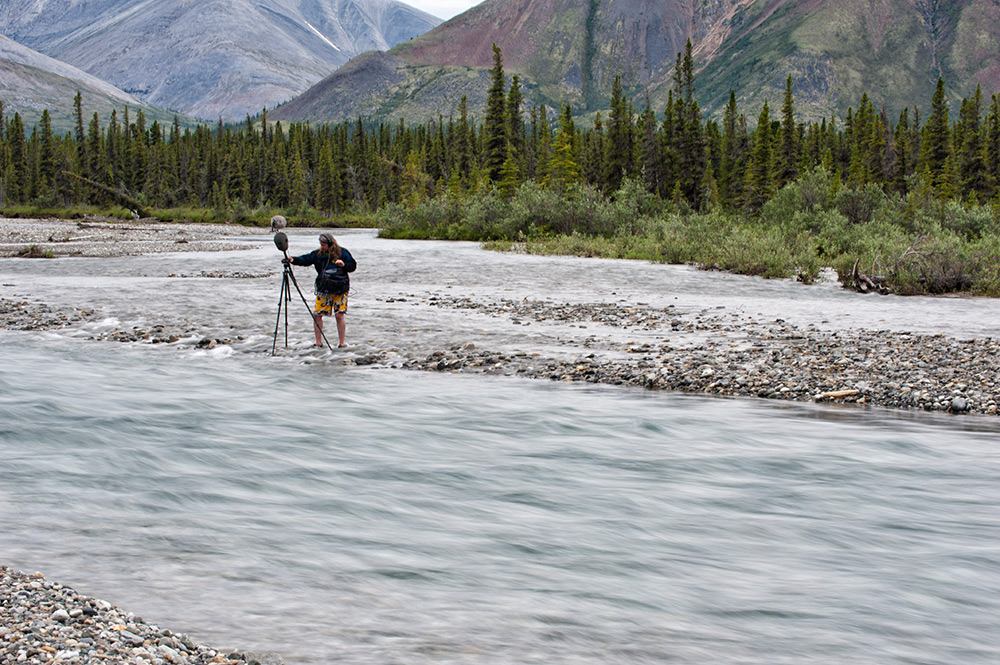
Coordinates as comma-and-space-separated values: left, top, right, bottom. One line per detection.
0, 34, 197, 134
0, 0, 442, 122
272, 0, 1000, 125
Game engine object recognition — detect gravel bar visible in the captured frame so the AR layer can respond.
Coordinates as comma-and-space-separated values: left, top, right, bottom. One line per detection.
0, 217, 258, 257
1, 566, 283, 665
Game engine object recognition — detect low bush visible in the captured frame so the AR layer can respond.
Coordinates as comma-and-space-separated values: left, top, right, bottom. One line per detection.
17, 244, 55, 258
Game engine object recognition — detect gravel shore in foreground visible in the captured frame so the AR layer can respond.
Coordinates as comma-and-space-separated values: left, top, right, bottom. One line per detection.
1, 566, 282, 665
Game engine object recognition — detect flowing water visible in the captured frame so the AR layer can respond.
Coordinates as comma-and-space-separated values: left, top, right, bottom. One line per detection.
2, 230, 1000, 664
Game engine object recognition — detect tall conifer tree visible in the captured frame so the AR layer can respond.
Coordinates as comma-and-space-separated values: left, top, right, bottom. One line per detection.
923, 77, 954, 197
778, 76, 799, 187
747, 101, 774, 209
484, 43, 509, 182
605, 75, 634, 192
958, 85, 986, 199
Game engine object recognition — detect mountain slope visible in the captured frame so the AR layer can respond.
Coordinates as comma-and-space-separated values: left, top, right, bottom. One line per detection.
681, 0, 1000, 121
272, 0, 1000, 126
0, 0, 441, 122
0, 35, 197, 134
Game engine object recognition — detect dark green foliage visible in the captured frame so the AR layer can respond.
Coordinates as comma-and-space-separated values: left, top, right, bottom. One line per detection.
484, 43, 508, 182
747, 101, 774, 210
3, 51, 1000, 295
604, 76, 634, 192
777, 76, 799, 188
923, 78, 954, 197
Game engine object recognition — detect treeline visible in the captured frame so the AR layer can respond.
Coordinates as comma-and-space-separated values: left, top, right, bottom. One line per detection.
1, 43, 999, 218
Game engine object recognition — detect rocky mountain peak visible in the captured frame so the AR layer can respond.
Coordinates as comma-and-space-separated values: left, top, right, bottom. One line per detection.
0, 0, 442, 121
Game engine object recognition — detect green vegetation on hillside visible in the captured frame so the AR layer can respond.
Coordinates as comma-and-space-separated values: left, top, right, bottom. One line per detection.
2, 45, 999, 295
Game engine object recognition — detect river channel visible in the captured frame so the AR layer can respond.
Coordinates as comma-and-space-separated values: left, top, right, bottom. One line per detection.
2, 228, 999, 664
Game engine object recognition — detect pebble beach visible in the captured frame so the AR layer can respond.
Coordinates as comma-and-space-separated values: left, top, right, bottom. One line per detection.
0, 567, 281, 665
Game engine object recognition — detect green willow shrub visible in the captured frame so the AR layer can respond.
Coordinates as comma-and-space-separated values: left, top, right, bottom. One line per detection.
830, 221, 913, 285
464, 191, 512, 240
835, 184, 886, 225
760, 167, 835, 229
709, 223, 816, 280
378, 195, 471, 239
933, 200, 998, 239
613, 176, 664, 216
968, 236, 1000, 295
888, 234, 973, 295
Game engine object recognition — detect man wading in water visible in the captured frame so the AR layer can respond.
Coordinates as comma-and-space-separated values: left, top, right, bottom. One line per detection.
285, 233, 357, 348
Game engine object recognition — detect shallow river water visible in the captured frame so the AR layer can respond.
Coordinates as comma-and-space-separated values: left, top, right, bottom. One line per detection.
2, 230, 1000, 664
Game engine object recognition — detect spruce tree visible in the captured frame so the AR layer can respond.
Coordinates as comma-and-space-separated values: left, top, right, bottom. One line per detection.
73, 91, 86, 165
923, 77, 954, 197
37, 110, 57, 200
583, 112, 606, 187
639, 100, 662, 194
506, 74, 525, 164
892, 109, 911, 194
497, 144, 523, 198
747, 101, 774, 210
958, 85, 986, 200
605, 75, 634, 192
7, 113, 26, 204
778, 76, 798, 187
484, 43, 509, 182
660, 90, 679, 198
720, 91, 749, 208
546, 103, 580, 195
455, 96, 474, 185
985, 94, 1000, 201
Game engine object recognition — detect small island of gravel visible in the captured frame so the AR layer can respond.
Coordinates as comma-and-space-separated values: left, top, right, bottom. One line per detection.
0, 217, 260, 258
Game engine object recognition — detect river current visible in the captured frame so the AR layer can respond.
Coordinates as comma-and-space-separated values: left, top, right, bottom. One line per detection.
2, 229, 999, 664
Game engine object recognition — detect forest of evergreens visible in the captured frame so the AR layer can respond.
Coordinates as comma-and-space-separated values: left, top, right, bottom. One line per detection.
2, 43, 1000, 294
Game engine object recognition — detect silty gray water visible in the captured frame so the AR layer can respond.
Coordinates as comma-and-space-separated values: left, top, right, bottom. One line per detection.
1, 230, 999, 663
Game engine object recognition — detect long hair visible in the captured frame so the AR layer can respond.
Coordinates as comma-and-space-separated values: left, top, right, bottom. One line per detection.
319, 234, 342, 259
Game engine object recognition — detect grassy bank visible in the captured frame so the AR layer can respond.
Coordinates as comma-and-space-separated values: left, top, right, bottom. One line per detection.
0, 204, 377, 229
377, 171, 1000, 296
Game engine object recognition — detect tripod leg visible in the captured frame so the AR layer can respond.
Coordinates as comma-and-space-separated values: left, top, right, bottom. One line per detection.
285, 268, 337, 351
284, 274, 291, 348
271, 273, 284, 356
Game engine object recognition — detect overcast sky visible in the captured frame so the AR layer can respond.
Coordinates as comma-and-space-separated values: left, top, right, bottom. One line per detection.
406, 0, 480, 20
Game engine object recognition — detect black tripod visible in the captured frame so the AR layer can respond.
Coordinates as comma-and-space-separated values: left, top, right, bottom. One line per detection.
271, 232, 334, 355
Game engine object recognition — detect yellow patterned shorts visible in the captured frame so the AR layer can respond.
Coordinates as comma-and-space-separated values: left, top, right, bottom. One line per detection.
315, 292, 348, 316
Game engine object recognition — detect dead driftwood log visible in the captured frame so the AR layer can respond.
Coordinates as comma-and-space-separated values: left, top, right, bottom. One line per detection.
814, 389, 861, 401
848, 258, 890, 294
62, 171, 148, 218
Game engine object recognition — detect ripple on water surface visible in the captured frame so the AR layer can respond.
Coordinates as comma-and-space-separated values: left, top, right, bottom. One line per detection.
1, 335, 999, 664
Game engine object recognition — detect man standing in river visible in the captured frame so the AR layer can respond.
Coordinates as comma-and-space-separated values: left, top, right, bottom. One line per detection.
285, 233, 357, 348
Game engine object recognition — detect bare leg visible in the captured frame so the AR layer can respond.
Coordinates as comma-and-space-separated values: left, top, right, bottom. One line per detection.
313, 314, 324, 346
335, 311, 346, 347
